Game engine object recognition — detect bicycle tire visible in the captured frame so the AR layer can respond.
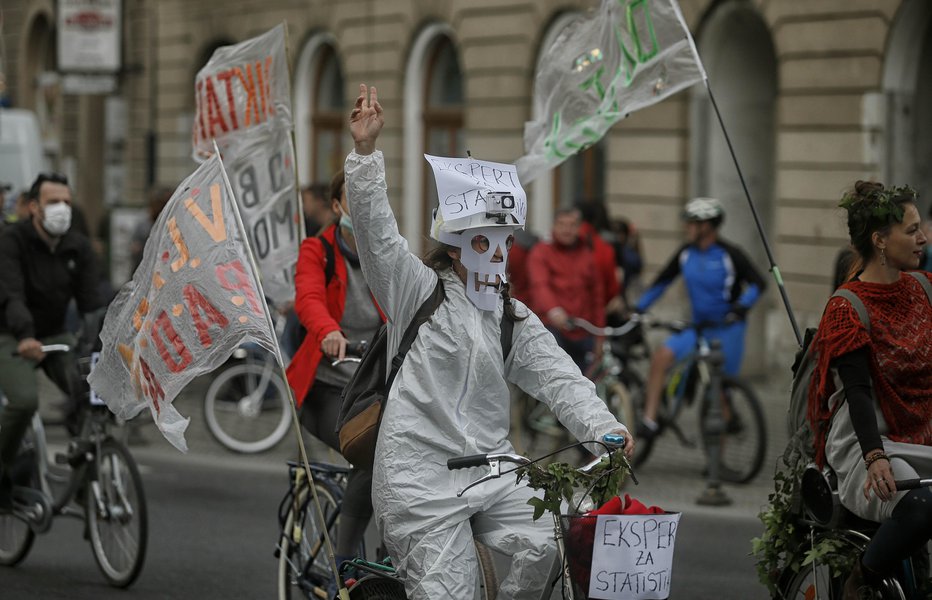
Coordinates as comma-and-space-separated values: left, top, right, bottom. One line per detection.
0, 441, 40, 566
0, 512, 34, 567
348, 574, 407, 599
86, 439, 148, 588
610, 371, 652, 467
475, 540, 498, 600
277, 479, 343, 600
520, 394, 569, 462
700, 377, 767, 484
779, 531, 905, 600
204, 362, 292, 454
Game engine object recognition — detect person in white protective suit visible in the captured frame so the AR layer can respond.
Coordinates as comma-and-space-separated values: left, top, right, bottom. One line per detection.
345, 83, 636, 600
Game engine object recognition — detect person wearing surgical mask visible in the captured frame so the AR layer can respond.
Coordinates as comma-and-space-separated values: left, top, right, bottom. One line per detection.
345, 84, 634, 600
0, 173, 104, 513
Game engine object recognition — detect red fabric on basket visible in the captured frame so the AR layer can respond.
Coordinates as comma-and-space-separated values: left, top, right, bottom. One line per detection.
565, 495, 665, 596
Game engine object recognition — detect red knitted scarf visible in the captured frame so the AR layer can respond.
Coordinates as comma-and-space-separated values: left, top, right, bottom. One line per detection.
807, 272, 932, 466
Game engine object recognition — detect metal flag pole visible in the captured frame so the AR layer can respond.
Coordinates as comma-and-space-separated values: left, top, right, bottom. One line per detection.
703, 81, 803, 348
213, 141, 350, 600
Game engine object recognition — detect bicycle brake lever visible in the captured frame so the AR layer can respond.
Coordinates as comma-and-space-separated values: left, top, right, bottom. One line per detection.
456, 458, 503, 497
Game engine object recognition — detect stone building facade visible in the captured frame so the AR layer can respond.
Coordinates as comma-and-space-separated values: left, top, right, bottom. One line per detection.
3, 0, 931, 372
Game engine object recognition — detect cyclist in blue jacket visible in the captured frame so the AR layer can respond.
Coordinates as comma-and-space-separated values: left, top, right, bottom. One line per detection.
633, 197, 766, 440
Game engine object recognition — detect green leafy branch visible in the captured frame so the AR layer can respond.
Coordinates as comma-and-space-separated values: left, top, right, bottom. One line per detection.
517, 451, 629, 521
751, 436, 854, 596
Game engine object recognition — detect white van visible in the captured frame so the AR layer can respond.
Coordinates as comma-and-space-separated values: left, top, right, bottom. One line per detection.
0, 108, 50, 194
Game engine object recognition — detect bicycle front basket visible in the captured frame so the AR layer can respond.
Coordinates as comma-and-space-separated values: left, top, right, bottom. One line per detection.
559, 511, 681, 600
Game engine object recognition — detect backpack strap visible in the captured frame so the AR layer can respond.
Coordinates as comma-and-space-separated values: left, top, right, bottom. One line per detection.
907, 271, 932, 306
385, 279, 446, 390
319, 237, 335, 285
500, 304, 515, 363
832, 288, 870, 333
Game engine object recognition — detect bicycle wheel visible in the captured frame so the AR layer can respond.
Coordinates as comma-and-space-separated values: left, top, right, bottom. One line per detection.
700, 377, 766, 484
348, 574, 407, 599
475, 540, 498, 600
86, 439, 148, 588
0, 513, 34, 566
779, 532, 904, 600
277, 480, 343, 600
610, 371, 652, 468
520, 394, 569, 462
204, 362, 292, 454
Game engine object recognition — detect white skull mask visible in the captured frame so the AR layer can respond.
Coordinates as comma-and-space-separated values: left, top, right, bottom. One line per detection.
440, 226, 516, 311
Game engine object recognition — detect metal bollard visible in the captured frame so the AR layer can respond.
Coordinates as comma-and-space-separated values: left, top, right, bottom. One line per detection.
696, 339, 732, 506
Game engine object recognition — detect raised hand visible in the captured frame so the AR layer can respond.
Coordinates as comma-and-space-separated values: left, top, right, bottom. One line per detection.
349, 83, 384, 156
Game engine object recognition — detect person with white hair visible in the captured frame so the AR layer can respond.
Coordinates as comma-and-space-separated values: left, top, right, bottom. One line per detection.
344, 83, 634, 600
633, 197, 767, 444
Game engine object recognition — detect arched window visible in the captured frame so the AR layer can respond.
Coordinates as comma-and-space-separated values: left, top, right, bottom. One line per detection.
690, 2, 776, 263
422, 36, 465, 232
554, 142, 606, 209
294, 35, 345, 186
883, 0, 932, 214
22, 13, 60, 159
530, 12, 607, 228
311, 46, 346, 182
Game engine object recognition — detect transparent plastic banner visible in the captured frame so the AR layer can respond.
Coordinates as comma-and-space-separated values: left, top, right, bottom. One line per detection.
88, 154, 278, 452
221, 127, 301, 305
192, 24, 293, 160
516, 0, 705, 184
190, 23, 300, 307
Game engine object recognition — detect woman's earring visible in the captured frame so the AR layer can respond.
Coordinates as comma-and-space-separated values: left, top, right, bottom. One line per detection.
880, 248, 886, 266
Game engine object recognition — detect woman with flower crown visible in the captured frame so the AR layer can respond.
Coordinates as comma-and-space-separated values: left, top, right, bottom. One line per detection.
806, 181, 931, 599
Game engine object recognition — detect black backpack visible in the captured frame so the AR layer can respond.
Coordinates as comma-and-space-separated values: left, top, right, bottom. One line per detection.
337, 279, 515, 468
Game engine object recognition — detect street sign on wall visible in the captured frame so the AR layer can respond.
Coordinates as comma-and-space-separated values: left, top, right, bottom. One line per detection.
57, 0, 122, 73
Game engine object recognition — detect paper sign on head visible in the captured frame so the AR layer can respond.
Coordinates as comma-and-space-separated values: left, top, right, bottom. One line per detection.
425, 154, 528, 311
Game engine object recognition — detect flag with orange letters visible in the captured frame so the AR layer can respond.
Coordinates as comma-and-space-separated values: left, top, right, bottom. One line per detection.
88, 153, 277, 452
191, 24, 300, 307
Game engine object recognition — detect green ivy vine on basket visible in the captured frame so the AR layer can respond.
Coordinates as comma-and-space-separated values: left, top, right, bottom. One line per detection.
751, 435, 855, 597
517, 450, 629, 521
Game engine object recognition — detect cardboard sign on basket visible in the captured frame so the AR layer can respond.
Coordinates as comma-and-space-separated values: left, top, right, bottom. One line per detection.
562, 495, 679, 600
587, 512, 681, 599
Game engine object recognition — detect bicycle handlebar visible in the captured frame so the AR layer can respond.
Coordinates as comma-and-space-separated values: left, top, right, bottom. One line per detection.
447, 436, 631, 497
330, 341, 368, 366
447, 454, 494, 470
11, 343, 71, 357
570, 313, 738, 338
895, 478, 932, 491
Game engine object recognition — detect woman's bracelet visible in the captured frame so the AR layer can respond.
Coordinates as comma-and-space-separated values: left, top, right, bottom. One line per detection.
864, 451, 889, 469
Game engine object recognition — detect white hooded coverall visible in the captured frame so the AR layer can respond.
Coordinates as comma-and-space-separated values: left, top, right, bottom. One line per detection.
345, 151, 627, 599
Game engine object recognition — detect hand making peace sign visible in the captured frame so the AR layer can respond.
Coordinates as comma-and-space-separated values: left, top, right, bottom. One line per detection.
349, 83, 384, 156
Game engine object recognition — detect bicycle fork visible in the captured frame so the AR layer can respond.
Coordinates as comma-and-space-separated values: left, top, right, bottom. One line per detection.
551, 512, 576, 600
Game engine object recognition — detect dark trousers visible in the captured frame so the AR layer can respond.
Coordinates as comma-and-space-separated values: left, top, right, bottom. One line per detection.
300, 379, 373, 556
0, 333, 77, 471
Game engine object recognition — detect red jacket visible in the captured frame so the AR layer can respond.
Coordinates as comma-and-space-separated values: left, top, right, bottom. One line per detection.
285, 225, 384, 406
579, 222, 620, 306
527, 239, 605, 340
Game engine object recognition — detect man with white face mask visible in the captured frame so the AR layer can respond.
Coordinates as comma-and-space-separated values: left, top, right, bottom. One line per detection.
0, 173, 103, 512
346, 84, 635, 600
